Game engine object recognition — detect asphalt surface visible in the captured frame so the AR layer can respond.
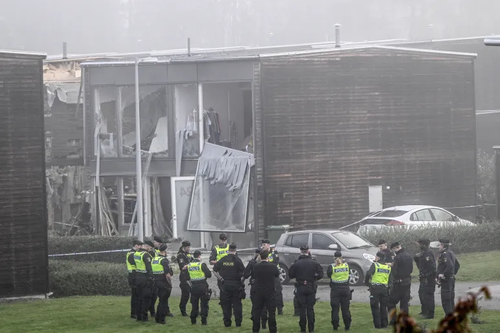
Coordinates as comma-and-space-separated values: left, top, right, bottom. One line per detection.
169, 275, 500, 311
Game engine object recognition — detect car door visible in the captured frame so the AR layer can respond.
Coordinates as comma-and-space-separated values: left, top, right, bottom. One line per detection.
281, 232, 311, 265
429, 208, 455, 227
310, 233, 338, 272
409, 209, 434, 228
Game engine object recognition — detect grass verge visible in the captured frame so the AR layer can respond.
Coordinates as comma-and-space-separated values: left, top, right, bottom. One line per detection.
0, 296, 498, 333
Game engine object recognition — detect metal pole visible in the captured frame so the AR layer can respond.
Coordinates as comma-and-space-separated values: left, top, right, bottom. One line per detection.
135, 58, 144, 242
198, 84, 205, 248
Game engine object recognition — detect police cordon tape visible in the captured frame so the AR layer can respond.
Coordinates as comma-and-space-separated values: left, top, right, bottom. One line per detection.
48, 247, 258, 258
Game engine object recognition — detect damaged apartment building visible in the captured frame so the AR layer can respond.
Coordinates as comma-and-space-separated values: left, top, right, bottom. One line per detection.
81, 44, 477, 249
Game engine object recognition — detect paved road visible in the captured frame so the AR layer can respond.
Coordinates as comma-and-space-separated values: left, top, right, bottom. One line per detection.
169, 275, 500, 310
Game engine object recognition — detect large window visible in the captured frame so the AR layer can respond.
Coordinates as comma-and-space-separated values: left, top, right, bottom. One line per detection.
312, 233, 335, 250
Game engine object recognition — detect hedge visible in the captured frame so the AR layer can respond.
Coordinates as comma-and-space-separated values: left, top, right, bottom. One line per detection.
361, 221, 500, 255
49, 260, 129, 297
48, 236, 136, 263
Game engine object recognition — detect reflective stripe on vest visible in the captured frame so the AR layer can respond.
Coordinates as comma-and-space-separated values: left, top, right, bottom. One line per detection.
126, 251, 136, 273
330, 262, 349, 283
187, 262, 205, 281
152, 257, 165, 275
268, 250, 280, 269
155, 249, 161, 258
216, 244, 229, 261
134, 251, 148, 273
371, 262, 391, 286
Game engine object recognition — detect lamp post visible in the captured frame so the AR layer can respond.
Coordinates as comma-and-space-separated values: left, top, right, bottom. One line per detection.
134, 58, 144, 242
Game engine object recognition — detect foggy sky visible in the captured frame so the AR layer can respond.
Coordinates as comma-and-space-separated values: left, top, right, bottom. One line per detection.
0, 0, 498, 56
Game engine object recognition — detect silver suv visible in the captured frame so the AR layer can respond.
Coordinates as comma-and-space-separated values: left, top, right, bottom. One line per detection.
275, 230, 378, 285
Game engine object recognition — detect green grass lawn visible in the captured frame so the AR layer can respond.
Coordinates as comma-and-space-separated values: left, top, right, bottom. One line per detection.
1, 296, 498, 333
454, 251, 500, 282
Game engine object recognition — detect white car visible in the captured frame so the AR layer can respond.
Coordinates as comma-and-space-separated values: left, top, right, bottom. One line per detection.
356, 205, 475, 235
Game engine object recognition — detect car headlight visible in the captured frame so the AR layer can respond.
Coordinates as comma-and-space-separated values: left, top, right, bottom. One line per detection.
363, 253, 375, 262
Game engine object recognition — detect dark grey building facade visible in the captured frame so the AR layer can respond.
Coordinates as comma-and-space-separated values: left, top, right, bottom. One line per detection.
0, 51, 48, 298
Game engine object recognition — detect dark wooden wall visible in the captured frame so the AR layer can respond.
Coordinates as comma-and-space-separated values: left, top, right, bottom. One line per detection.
0, 53, 48, 297
259, 48, 476, 230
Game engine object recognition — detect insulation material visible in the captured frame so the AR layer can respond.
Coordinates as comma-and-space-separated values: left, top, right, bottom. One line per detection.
188, 143, 253, 232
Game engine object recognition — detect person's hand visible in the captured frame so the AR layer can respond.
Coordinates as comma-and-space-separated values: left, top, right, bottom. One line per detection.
438, 274, 444, 280
182, 266, 187, 270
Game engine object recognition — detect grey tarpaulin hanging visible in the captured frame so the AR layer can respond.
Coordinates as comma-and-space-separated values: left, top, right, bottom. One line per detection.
197, 143, 254, 191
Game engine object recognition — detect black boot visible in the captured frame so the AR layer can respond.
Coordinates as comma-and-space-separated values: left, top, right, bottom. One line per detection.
278, 308, 283, 315
201, 317, 207, 326
262, 320, 267, 329
191, 318, 197, 325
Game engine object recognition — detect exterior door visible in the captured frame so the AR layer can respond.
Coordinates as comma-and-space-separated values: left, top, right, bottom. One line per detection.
369, 186, 383, 213
170, 176, 200, 247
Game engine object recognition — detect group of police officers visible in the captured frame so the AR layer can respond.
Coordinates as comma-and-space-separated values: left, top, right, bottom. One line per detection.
126, 234, 460, 332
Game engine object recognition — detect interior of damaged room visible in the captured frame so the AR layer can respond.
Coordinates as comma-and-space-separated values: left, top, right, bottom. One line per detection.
69, 80, 257, 249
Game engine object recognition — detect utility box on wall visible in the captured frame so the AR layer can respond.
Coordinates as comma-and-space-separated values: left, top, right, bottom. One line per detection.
0, 51, 48, 298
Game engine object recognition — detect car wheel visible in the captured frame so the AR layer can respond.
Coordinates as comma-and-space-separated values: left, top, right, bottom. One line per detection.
349, 265, 364, 286
279, 265, 290, 285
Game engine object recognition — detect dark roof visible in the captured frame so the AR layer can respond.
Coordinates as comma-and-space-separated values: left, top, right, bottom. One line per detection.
0, 50, 46, 60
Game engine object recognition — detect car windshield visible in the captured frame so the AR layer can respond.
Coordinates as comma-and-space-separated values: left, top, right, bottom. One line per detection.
332, 231, 373, 249
373, 210, 408, 218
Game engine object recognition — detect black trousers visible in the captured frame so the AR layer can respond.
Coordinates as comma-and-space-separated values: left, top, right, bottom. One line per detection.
297, 284, 317, 332
155, 280, 171, 322
179, 281, 191, 314
252, 289, 277, 333
221, 282, 243, 327
330, 286, 352, 330
388, 283, 411, 317
441, 277, 456, 316
275, 277, 284, 311
369, 285, 389, 329
190, 283, 209, 320
419, 277, 436, 317
150, 287, 157, 315
250, 286, 268, 326
136, 275, 153, 320
293, 293, 300, 316
128, 274, 137, 317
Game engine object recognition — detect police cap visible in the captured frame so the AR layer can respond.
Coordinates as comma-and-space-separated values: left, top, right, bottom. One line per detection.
229, 243, 237, 251
261, 239, 271, 244
193, 250, 201, 257
376, 251, 386, 259
133, 240, 143, 246
390, 242, 400, 249
159, 244, 168, 252
219, 233, 227, 240
254, 248, 261, 254
153, 236, 163, 243
438, 238, 451, 245
182, 241, 191, 247
299, 244, 309, 251
417, 239, 430, 246
334, 251, 342, 258
144, 240, 155, 248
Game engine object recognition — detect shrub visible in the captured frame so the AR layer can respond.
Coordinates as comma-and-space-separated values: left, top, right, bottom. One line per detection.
361, 222, 500, 255
48, 236, 136, 263
49, 260, 129, 297
476, 150, 496, 222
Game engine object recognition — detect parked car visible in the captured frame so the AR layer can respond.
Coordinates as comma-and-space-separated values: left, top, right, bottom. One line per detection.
356, 205, 475, 235
275, 230, 378, 286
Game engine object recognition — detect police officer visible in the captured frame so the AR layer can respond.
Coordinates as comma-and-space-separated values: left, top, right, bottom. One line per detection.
150, 236, 164, 317
213, 243, 245, 328
327, 251, 352, 331
388, 242, 413, 322
134, 240, 155, 321
151, 244, 173, 324
244, 248, 268, 330
126, 240, 142, 319
293, 250, 313, 317
436, 238, 460, 316
210, 233, 230, 309
261, 239, 284, 315
187, 250, 212, 325
177, 240, 193, 316
289, 245, 324, 333
365, 251, 392, 329
251, 249, 280, 333
377, 240, 394, 264
414, 239, 436, 319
